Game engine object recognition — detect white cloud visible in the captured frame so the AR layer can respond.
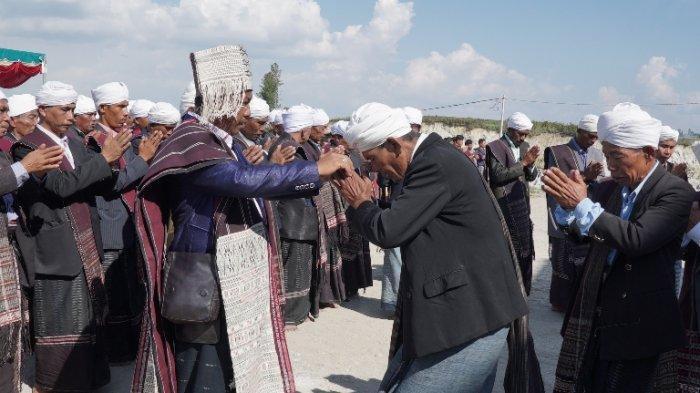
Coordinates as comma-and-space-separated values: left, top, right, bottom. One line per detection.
598, 86, 633, 106
636, 56, 681, 102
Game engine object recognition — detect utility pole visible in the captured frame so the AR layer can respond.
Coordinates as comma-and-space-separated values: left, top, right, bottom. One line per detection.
499, 94, 506, 134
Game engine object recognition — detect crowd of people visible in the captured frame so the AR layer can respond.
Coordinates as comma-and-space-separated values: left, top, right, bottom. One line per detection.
0, 43, 697, 393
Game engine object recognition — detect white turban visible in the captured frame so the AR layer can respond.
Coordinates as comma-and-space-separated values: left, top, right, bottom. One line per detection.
330, 120, 349, 137
36, 81, 78, 106
0, 90, 5, 100
74, 95, 96, 116
148, 102, 180, 125
91, 82, 129, 106
506, 112, 533, 132
269, 109, 285, 125
659, 125, 679, 142
249, 96, 270, 120
578, 114, 598, 133
402, 106, 422, 125
597, 102, 661, 149
345, 102, 412, 152
312, 108, 330, 126
130, 99, 155, 119
180, 81, 196, 114
283, 104, 315, 133
8, 94, 37, 117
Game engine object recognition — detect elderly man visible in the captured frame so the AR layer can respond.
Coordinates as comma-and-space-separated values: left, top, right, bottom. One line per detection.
6, 94, 38, 144
133, 45, 351, 393
544, 103, 694, 392
129, 98, 154, 137
236, 95, 269, 147
336, 102, 530, 392
179, 81, 196, 116
0, 91, 64, 392
147, 101, 180, 138
67, 95, 97, 144
268, 108, 286, 135
486, 112, 540, 293
657, 125, 687, 181
545, 114, 606, 312
11, 81, 133, 392
90, 82, 162, 366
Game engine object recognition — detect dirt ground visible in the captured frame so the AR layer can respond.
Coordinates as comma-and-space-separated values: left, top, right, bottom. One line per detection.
287, 192, 563, 393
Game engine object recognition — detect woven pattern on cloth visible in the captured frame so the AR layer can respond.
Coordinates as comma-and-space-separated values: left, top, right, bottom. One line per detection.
0, 223, 21, 393
216, 223, 286, 393
190, 45, 252, 121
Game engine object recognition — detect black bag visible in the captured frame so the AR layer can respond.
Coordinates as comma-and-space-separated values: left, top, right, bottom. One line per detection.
161, 251, 220, 324
276, 199, 319, 241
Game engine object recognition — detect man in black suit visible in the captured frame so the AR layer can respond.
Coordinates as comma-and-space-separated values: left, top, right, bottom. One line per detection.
11, 81, 132, 392
544, 103, 694, 392
336, 102, 529, 392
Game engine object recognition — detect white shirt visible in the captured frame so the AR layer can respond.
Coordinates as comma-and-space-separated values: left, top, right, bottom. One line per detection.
37, 124, 74, 169
235, 133, 257, 148
410, 133, 429, 163
504, 134, 520, 161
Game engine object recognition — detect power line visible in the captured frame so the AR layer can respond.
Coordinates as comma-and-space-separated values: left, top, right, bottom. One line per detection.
422, 98, 500, 111
423, 96, 700, 112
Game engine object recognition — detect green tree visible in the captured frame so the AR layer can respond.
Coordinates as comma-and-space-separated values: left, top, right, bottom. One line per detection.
259, 63, 282, 109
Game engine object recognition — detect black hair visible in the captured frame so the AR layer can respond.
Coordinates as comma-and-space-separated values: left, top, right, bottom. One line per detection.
465, 139, 473, 145
478, 138, 486, 144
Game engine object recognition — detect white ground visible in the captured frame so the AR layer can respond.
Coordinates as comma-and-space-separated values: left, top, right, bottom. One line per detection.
287, 193, 563, 393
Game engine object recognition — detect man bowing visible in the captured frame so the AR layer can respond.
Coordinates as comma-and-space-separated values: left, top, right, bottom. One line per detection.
336, 102, 531, 393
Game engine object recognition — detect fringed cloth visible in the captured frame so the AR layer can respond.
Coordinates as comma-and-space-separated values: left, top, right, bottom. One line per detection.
552, 183, 677, 393
388, 158, 538, 393
314, 182, 348, 304
0, 219, 22, 393
132, 122, 295, 393
13, 130, 109, 391
498, 181, 535, 295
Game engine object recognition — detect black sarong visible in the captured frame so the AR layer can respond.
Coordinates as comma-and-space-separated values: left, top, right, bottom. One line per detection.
549, 237, 589, 310
281, 239, 316, 324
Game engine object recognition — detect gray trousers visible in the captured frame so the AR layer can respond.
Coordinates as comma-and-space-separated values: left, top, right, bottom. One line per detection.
381, 248, 402, 312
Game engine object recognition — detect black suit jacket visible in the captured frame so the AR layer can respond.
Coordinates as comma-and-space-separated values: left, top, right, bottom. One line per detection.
13, 132, 114, 280
587, 165, 694, 360
348, 133, 528, 359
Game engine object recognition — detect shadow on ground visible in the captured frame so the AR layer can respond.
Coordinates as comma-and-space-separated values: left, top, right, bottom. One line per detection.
311, 374, 382, 393
341, 294, 392, 320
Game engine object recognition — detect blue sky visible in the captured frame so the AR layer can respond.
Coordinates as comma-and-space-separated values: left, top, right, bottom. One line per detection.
1, 0, 698, 129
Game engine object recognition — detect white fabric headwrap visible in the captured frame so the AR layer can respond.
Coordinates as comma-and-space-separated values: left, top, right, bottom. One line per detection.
402, 106, 422, 125
180, 81, 196, 114
74, 95, 96, 115
312, 108, 330, 126
148, 102, 180, 125
91, 82, 129, 106
331, 120, 349, 136
345, 102, 412, 152
659, 125, 679, 142
0, 90, 5, 100
578, 114, 599, 133
36, 81, 78, 106
130, 99, 155, 118
8, 94, 37, 117
597, 102, 661, 149
506, 112, 533, 132
283, 104, 315, 133
249, 96, 270, 120
269, 109, 285, 125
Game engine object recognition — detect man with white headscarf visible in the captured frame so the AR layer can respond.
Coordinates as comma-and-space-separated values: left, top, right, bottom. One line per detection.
11, 81, 133, 392
268, 108, 286, 135
88, 82, 163, 367
129, 98, 155, 135
544, 102, 694, 392
0, 91, 65, 393
236, 95, 269, 148
486, 111, 540, 294
147, 101, 180, 139
656, 124, 687, 180
133, 46, 351, 393
306, 108, 330, 159
180, 81, 196, 115
402, 106, 422, 131
7, 94, 38, 143
66, 94, 97, 144
336, 102, 531, 393
544, 114, 606, 312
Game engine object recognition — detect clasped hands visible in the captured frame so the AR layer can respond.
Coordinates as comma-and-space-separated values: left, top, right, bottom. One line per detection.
541, 167, 588, 210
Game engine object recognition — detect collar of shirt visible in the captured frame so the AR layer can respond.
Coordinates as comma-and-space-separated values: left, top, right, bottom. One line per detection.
503, 134, 521, 161
97, 122, 117, 137
569, 138, 587, 154
620, 161, 659, 206
410, 133, 429, 162
37, 124, 68, 149
235, 133, 257, 148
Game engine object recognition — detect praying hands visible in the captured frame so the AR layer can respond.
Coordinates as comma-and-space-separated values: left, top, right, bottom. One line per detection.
541, 167, 588, 210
